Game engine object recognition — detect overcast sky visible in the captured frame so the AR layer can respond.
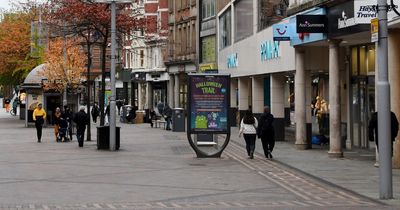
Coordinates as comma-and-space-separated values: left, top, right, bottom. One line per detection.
0, 0, 11, 11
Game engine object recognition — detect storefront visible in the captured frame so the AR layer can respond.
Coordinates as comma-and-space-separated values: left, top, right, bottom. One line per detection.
218, 7, 296, 140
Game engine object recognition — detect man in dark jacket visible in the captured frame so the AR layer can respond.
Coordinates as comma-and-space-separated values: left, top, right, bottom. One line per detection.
91, 102, 100, 123
62, 105, 73, 141
163, 104, 173, 130
73, 107, 89, 147
257, 106, 275, 159
369, 111, 399, 156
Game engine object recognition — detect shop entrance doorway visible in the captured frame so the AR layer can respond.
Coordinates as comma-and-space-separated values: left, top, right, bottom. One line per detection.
350, 44, 376, 149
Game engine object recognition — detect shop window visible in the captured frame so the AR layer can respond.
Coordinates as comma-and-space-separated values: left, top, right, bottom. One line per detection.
235, 0, 253, 42
202, 0, 216, 20
351, 47, 358, 76
367, 45, 375, 74
201, 36, 216, 63
219, 8, 231, 49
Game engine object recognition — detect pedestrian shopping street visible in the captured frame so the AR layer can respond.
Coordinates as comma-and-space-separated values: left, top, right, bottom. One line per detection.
0, 110, 399, 210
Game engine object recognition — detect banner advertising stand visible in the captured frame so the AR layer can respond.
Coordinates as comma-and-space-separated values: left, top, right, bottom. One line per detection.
187, 74, 231, 158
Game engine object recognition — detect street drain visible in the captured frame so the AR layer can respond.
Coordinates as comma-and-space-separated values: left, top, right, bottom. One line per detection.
189, 163, 206, 166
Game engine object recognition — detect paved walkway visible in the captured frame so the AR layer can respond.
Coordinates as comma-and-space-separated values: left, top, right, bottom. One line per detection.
0, 109, 398, 209
229, 126, 400, 206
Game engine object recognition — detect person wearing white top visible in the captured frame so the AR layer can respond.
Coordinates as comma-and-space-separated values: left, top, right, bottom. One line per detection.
239, 110, 258, 159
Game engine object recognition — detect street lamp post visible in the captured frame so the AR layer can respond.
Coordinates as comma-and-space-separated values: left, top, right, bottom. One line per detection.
92, 0, 131, 151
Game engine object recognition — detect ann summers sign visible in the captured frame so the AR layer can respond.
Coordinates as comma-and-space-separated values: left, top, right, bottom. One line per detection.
296, 15, 328, 33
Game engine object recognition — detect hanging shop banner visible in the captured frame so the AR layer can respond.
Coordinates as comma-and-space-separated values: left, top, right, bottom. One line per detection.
328, 0, 400, 38
188, 74, 230, 133
273, 24, 292, 41
290, 7, 327, 46
296, 15, 328, 33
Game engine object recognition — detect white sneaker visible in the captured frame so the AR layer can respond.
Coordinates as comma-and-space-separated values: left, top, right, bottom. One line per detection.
374, 162, 379, 167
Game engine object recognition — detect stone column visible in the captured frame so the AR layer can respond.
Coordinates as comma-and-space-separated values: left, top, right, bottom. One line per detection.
138, 83, 143, 110
328, 40, 343, 158
271, 74, 286, 141
168, 75, 174, 107
230, 78, 239, 127
146, 82, 153, 110
305, 69, 312, 148
252, 76, 264, 114
230, 79, 238, 108
389, 29, 400, 168
295, 48, 307, 149
174, 74, 180, 108
238, 77, 250, 120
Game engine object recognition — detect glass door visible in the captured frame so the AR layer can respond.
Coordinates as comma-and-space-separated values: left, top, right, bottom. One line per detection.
350, 45, 376, 149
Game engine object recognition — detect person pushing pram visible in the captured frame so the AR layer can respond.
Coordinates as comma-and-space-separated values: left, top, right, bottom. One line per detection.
57, 117, 70, 142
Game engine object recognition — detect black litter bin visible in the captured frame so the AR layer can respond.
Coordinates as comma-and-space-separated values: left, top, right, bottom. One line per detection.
97, 126, 120, 150
172, 108, 185, 132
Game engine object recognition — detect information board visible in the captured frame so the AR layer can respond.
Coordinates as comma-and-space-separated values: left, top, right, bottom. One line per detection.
188, 75, 230, 133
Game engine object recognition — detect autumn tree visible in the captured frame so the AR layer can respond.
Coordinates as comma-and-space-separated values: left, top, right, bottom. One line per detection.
44, 0, 142, 139
41, 38, 86, 92
0, 12, 41, 86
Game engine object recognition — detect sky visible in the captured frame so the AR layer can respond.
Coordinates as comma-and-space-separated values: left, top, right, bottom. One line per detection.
0, 0, 11, 11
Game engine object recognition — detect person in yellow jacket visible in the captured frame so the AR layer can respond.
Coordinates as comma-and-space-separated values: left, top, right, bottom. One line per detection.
33, 103, 46, 143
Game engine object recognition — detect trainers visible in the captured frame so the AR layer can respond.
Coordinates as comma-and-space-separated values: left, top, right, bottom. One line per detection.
250, 151, 254, 159
374, 162, 379, 167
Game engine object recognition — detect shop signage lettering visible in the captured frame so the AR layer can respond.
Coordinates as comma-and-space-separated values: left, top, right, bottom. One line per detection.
260, 40, 280, 61
336, 0, 400, 30
296, 15, 328, 33
227, 53, 238, 68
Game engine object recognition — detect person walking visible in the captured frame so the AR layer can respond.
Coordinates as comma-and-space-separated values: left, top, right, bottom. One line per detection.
91, 102, 100, 123
12, 99, 18, 115
62, 106, 73, 141
33, 103, 46, 143
239, 110, 258, 159
73, 107, 89, 147
369, 111, 399, 166
54, 107, 62, 142
163, 104, 173, 130
257, 106, 275, 159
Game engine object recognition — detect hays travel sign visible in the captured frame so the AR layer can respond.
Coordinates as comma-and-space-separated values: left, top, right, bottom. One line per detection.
260, 40, 281, 61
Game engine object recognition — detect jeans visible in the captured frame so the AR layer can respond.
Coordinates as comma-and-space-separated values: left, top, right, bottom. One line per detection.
166, 117, 172, 130
243, 134, 256, 157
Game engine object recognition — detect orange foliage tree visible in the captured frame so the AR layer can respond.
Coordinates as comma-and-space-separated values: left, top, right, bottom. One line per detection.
44, 0, 143, 126
41, 38, 86, 92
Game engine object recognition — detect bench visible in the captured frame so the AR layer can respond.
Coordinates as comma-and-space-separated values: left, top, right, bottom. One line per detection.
152, 119, 167, 129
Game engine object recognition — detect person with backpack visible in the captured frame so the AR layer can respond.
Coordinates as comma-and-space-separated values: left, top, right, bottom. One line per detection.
257, 106, 275, 159
239, 110, 258, 159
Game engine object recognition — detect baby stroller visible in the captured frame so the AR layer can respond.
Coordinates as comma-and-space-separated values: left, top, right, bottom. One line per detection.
57, 118, 70, 142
